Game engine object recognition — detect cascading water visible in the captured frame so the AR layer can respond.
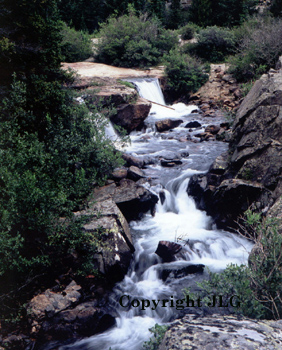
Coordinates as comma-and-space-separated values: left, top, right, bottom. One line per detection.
60, 79, 253, 350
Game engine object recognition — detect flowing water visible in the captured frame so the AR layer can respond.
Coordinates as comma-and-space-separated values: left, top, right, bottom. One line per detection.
60, 78, 253, 350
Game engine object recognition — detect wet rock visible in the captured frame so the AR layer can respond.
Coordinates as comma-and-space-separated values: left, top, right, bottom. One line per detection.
205, 124, 220, 135
39, 302, 116, 342
110, 97, 151, 133
161, 264, 205, 281
155, 241, 182, 262
155, 119, 183, 132
113, 179, 159, 222
160, 159, 183, 167
159, 314, 282, 350
1, 334, 30, 350
127, 166, 146, 181
159, 190, 166, 205
122, 153, 144, 168
185, 121, 201, 128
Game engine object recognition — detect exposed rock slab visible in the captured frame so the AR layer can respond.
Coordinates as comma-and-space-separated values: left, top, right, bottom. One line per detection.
62, 62, 164, 79
89, 179, 158, 222
159, 314, 282, 350
188, 64, 282, 229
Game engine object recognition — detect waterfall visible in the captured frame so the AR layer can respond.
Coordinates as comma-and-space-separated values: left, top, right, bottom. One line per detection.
59, 79, 253, 350
127, 78, 166, 105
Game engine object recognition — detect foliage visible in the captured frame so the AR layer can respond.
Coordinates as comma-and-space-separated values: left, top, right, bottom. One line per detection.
185, 210, 282, 320
143, 324, 168, 350
95, 9, 178, 68
164, 50, 209, 98
229, 16, 282, 81
0, 0, 124, 321
186, 26, 236, 62
270, 0, 282, 17
178, 23, 200, 40
60, 22, 92, 62
189, 0, 258, 27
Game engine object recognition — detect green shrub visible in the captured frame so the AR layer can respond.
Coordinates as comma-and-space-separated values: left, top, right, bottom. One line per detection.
186, 26, 236, 62
60, 22, 92, 62
185, 210, 282, 320
143, 324, 168, 350
178, 23, 199, 40
164, 50, 209, 98
229, 16, 282, 82
95, 9, 178, 68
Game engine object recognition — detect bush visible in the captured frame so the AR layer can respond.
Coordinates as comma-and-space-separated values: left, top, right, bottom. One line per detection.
95, 9, 178, 68
185, 210, 282, 320
186, 26, 236, 62
0, 78, 123, 282
60, 22, 92, 62
229, 16, 282, 82
164, 50, 209, 98
143, 324, 168, 350
178, 23, 199, 40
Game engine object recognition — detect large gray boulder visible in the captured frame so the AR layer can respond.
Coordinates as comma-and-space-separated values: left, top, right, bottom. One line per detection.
159, 314, 282, 350
187, 64, 282, 229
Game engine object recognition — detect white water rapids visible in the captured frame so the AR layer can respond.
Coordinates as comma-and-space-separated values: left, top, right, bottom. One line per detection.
60, 78, 253, 350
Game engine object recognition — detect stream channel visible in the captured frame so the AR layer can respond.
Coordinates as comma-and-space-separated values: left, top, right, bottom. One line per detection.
61, 78, 253, 350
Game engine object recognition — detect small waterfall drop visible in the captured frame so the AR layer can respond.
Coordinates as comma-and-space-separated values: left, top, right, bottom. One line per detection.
127, 78, 166, 105
59, 79, 253, 350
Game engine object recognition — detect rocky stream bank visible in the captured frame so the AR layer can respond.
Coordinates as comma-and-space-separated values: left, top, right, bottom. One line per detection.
3, 61, 282, 350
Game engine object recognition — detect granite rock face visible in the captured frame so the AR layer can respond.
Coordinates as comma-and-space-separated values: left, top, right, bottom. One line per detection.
159, 314, 282, 350
188, 63, 282, 229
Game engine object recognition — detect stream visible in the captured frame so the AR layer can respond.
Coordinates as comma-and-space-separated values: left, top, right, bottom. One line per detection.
60, 78, 253, 350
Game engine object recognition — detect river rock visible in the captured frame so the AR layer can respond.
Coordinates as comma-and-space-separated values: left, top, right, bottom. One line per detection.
37, 301, 115, 342
113, 179, 159, 221
127, 166, 146, 181
89, 179, 158, 222
205, 124, 220, 135
155, 241, 182, 262
185, 121, 201, 128
161, 264, 205, 281
122, 153, 144, 168
155, 118, 183, 132
110, 97, 151, 133
159, 314, 282, 350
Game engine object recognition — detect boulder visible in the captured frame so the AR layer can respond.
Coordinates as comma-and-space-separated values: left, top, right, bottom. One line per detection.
76, 198, 135, 279
155, 119, 183, 132
188, 63, 282, 230
111, 167, 128, 181
160, 159, 183, 167
155, 241, 182, 262
89, 179, 158, 222
205, 124, 220, 135
113, 179, 159, 221
185, 121, 202, 128
27, 281, 82, 334
161, 264, 205, 281
127, 166, 146, 181
122, 153, 144, 168
110, 97, 151, 133
159, 314, 282, 350
38, 302, 115, 342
